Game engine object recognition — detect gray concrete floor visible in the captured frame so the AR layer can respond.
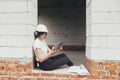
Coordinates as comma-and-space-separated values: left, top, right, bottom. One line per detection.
57, 51, 86, 66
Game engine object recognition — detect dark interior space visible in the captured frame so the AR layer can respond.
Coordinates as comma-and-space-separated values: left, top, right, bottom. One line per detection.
38, 0, 86, 51
38, 0, 85, 8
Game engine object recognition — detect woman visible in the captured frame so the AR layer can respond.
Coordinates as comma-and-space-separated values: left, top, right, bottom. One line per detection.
33, 24, 73, 70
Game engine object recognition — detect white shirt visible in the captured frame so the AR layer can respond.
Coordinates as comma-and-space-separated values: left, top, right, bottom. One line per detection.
33, 38, 49, 61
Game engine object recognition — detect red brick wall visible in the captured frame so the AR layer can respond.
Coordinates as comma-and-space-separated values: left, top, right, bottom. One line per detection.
0, 59, 119, 80
86, 58, 120, 80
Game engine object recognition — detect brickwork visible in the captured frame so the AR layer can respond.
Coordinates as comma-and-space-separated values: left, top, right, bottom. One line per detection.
86, 58, 120, 80
0, 59, 119, 80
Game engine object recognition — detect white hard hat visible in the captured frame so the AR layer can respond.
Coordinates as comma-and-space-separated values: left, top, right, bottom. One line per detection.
36, 24, 48, 32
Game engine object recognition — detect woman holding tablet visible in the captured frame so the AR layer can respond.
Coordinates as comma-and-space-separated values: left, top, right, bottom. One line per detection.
33, 24, 73, 70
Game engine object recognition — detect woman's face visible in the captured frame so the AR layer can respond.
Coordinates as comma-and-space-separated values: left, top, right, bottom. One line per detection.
39, 32, 47, 40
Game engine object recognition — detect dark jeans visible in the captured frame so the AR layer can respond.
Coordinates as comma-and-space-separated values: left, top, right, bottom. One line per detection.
39, 53, 73, 70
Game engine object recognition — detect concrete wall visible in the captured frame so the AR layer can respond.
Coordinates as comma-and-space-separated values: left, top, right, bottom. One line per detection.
0, 0, 37, 58
1, 0, 120, 60
38, 8, 86, 46
86, 0, 120, 60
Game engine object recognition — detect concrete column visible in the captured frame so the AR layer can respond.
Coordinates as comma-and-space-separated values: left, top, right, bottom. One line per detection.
86, 0, 120, 60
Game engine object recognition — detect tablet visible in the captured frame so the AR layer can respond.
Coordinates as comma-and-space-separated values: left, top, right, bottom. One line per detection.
55, 42, 63, 51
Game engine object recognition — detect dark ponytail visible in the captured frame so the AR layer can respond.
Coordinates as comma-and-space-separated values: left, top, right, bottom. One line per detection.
34, 31, 47, 40
34, 31, 37, 40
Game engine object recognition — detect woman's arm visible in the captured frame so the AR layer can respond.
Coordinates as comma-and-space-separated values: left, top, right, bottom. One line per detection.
35, 48, 56, 62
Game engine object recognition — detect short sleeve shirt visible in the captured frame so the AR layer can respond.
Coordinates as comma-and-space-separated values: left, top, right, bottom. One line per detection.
33, 38, 49, 61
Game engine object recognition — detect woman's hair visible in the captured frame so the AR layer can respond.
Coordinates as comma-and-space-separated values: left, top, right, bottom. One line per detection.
34, 31, 47, 39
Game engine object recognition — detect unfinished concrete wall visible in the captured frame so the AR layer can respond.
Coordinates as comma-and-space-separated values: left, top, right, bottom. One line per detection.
38, 8, 86, 46
86, 0, 120, 60
0, 0, 37, 58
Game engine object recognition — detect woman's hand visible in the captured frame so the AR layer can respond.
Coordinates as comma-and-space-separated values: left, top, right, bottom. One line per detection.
49, 45, 57, 55
52, 45, 63, 51
49, 45, 63, 55
49, 49, 56, 55
60, 45, 63, 51
52, 45, 56, 51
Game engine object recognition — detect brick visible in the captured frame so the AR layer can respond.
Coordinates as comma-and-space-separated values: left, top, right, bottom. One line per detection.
118, 71, 120, 75
23, 73, 33, 76
105, 67, 118, 70
24, 63, 33, 68
14, 60, 20, 64
110, 62, 117, 67
71, 75, 85, 78
53, 78, 59, 80
24, 68, 32, 73
24, 78, 31, 80
90, 70, 98, 75
4, 71, 11, 75
110, 70, 117, 75
102, 75, 117, 79
31, 78, 37, 80
118, 62, 120, 66
2, 77, 9, 80
14, 72, 23, 76
4, 66, 10, 71
0, 60, 6, 63
45, 78, 52, 80
10, 67, 17, 72
97, 66, 104, 70
7, 60, 14, 63
16, 78, 23, 80
17, 68, 24, 73
90, 62, 98, 69
102, 62, 110, 66
0, 67, 4, 70
87, 75, 100, 79
37, 78, 44, 80
9, 77, 16, 80
56, 74, 70, 78
0, 63, 5, 67
118, 76, 120, 80
8, 63, 16, 68
32, 73, 41, 76
98, 71, 105, 75
41, 72, 54, 77
0, 71, 4, 75
17, 64, 25, 68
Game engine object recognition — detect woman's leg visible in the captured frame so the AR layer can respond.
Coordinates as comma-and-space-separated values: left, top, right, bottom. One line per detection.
39, 53, 73, 70
51, 53, 73, 66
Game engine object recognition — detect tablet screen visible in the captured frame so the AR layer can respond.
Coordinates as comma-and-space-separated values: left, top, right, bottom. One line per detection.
55, 42, 63, 51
